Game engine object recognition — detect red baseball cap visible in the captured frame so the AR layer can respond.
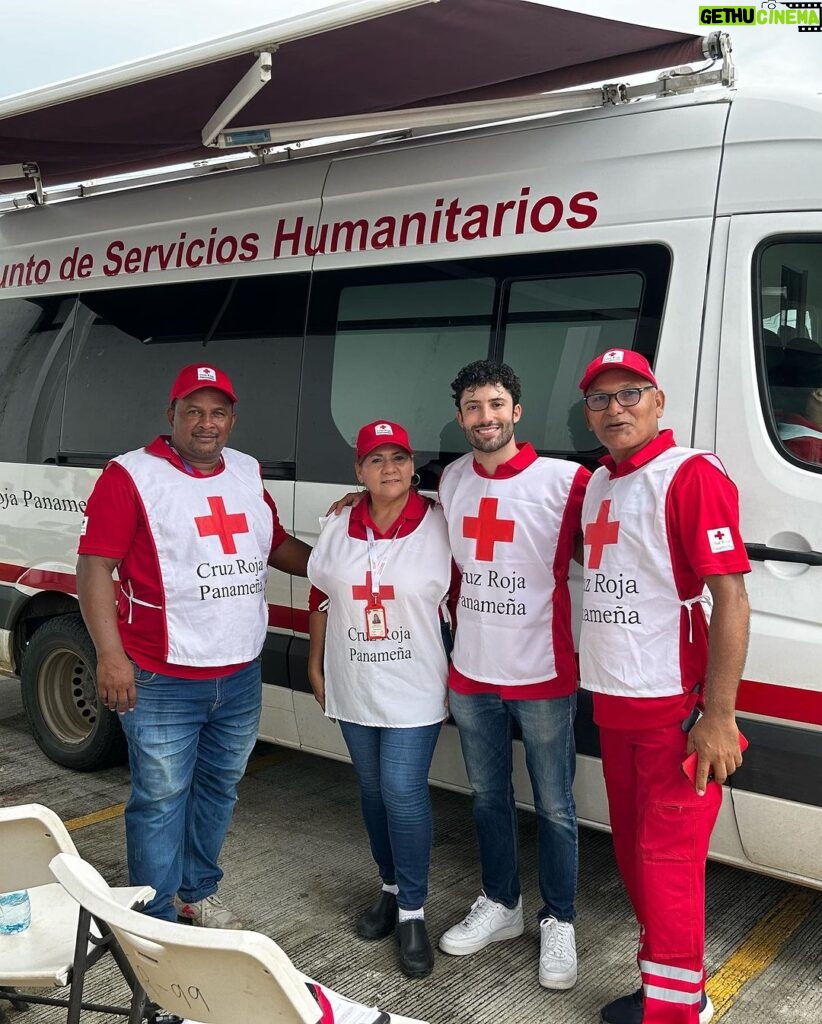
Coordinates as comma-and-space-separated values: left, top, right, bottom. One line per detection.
355, 420, 413, 460
169, 364, 237, 404
578, 349, 657, 393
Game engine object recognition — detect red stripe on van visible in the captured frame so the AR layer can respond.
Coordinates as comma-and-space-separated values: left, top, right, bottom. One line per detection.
2, 559, 820, 726
16, 567, 77, 595
0, 562, 78, 595
272, 606, 310, 633
736, 679, 822, 727
265, 605, 308, 633
267, 605, 292, 630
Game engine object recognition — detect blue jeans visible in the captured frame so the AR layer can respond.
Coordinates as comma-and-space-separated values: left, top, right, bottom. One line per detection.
448, 689, 578, 922
119, 659, 262, 920
339, 720, 442, 911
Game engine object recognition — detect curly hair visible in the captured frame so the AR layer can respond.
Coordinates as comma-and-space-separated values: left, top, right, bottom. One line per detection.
451, 360, 522, 408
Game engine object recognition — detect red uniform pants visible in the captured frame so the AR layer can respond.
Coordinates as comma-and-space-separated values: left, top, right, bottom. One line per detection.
600, 722, 722, 1024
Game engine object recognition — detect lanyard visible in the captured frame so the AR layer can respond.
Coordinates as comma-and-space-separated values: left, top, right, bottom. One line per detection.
365, 524, 402, 597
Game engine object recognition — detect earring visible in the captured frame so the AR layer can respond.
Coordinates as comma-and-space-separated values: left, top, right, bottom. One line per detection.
411, 473, 421, 487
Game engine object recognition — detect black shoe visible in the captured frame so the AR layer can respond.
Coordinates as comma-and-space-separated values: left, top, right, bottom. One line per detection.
601, 988, 713, 1024
600, 989, 643, 1024
356, 891, 397, 940
397, 919, 434, 979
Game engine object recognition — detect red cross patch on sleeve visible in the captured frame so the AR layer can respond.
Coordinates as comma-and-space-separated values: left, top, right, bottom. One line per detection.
707, 526, 734, 554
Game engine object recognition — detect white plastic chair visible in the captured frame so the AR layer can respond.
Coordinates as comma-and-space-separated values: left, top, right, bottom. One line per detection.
50, 852, 322, 1024
0, 803, 153, 1024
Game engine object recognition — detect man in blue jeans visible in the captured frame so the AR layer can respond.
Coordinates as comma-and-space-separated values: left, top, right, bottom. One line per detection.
438, 361, 590, 988
77, 364, 309, 927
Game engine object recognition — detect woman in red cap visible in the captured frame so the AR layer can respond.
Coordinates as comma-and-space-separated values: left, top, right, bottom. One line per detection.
307, 420, 452, 980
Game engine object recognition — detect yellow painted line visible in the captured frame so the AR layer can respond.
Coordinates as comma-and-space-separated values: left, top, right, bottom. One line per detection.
65, 803, 126, 831
707, 889, 818, 1019
63, 748, 295, 831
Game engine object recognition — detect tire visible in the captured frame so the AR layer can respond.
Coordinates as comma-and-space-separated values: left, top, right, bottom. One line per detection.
20, 613, 127, 771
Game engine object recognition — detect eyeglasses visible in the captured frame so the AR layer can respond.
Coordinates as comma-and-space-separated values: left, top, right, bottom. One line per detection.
583, 385, 656, 412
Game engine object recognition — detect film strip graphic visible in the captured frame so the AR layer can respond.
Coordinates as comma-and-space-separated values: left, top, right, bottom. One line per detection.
782, 2, 822, 32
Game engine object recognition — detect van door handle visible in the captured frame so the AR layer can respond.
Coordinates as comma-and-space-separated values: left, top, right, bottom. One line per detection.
745, 543, 822, 567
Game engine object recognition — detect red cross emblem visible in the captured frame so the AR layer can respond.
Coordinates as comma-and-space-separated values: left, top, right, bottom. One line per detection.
463, 496, 515, 562
352, 571, 395, 604
583, 498, 620, 569
194, 496, 249, 555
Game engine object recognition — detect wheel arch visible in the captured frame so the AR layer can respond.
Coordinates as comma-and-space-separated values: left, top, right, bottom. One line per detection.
12, 590, 81, 671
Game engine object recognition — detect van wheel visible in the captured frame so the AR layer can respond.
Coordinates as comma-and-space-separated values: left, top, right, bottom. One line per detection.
20, 614, 127, 771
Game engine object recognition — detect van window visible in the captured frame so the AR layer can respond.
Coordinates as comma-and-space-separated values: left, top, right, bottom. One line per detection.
299, 246, 669, 485
60, 274, 308, 472
0, 296, 74, 463
758, 239, 822, 471
331, 276, 496, 453
501, 273, 644, 454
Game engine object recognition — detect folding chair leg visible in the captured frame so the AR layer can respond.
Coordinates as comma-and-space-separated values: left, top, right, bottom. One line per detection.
90, 915, 150, 1022
128, 983, 148, 1024
66, 905, 93, 1024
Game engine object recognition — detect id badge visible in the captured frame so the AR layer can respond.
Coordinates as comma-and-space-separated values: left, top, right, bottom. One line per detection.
365, 600, 388, 640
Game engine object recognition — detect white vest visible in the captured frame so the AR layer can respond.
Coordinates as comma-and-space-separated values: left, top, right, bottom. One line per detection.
439, 453, 579, 685
580, 446, 721, 698
115, 446, 272, 666
307, 505, 451, 727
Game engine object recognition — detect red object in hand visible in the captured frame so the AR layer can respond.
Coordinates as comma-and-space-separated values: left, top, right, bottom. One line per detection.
681, 731, 749, 786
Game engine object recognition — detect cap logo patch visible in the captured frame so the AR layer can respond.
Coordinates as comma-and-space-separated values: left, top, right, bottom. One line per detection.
197, 367, 217, 382
374, 423, 393, 436
602, 350, 625, 364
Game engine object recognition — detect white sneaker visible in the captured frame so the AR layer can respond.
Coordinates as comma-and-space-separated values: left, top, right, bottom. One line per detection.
700, 994, 714, 1024
538, 916, 577, 989
174, 893, 243, 929
438, 893, 524, 955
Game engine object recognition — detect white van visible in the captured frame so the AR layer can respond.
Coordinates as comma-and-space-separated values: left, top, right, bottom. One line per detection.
1, 79, 820, 889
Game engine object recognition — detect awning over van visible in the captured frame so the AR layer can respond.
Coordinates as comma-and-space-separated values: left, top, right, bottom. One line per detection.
0, 0, 708, 196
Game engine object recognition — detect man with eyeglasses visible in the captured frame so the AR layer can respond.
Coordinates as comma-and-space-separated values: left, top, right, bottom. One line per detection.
577, 349, 750, 1024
